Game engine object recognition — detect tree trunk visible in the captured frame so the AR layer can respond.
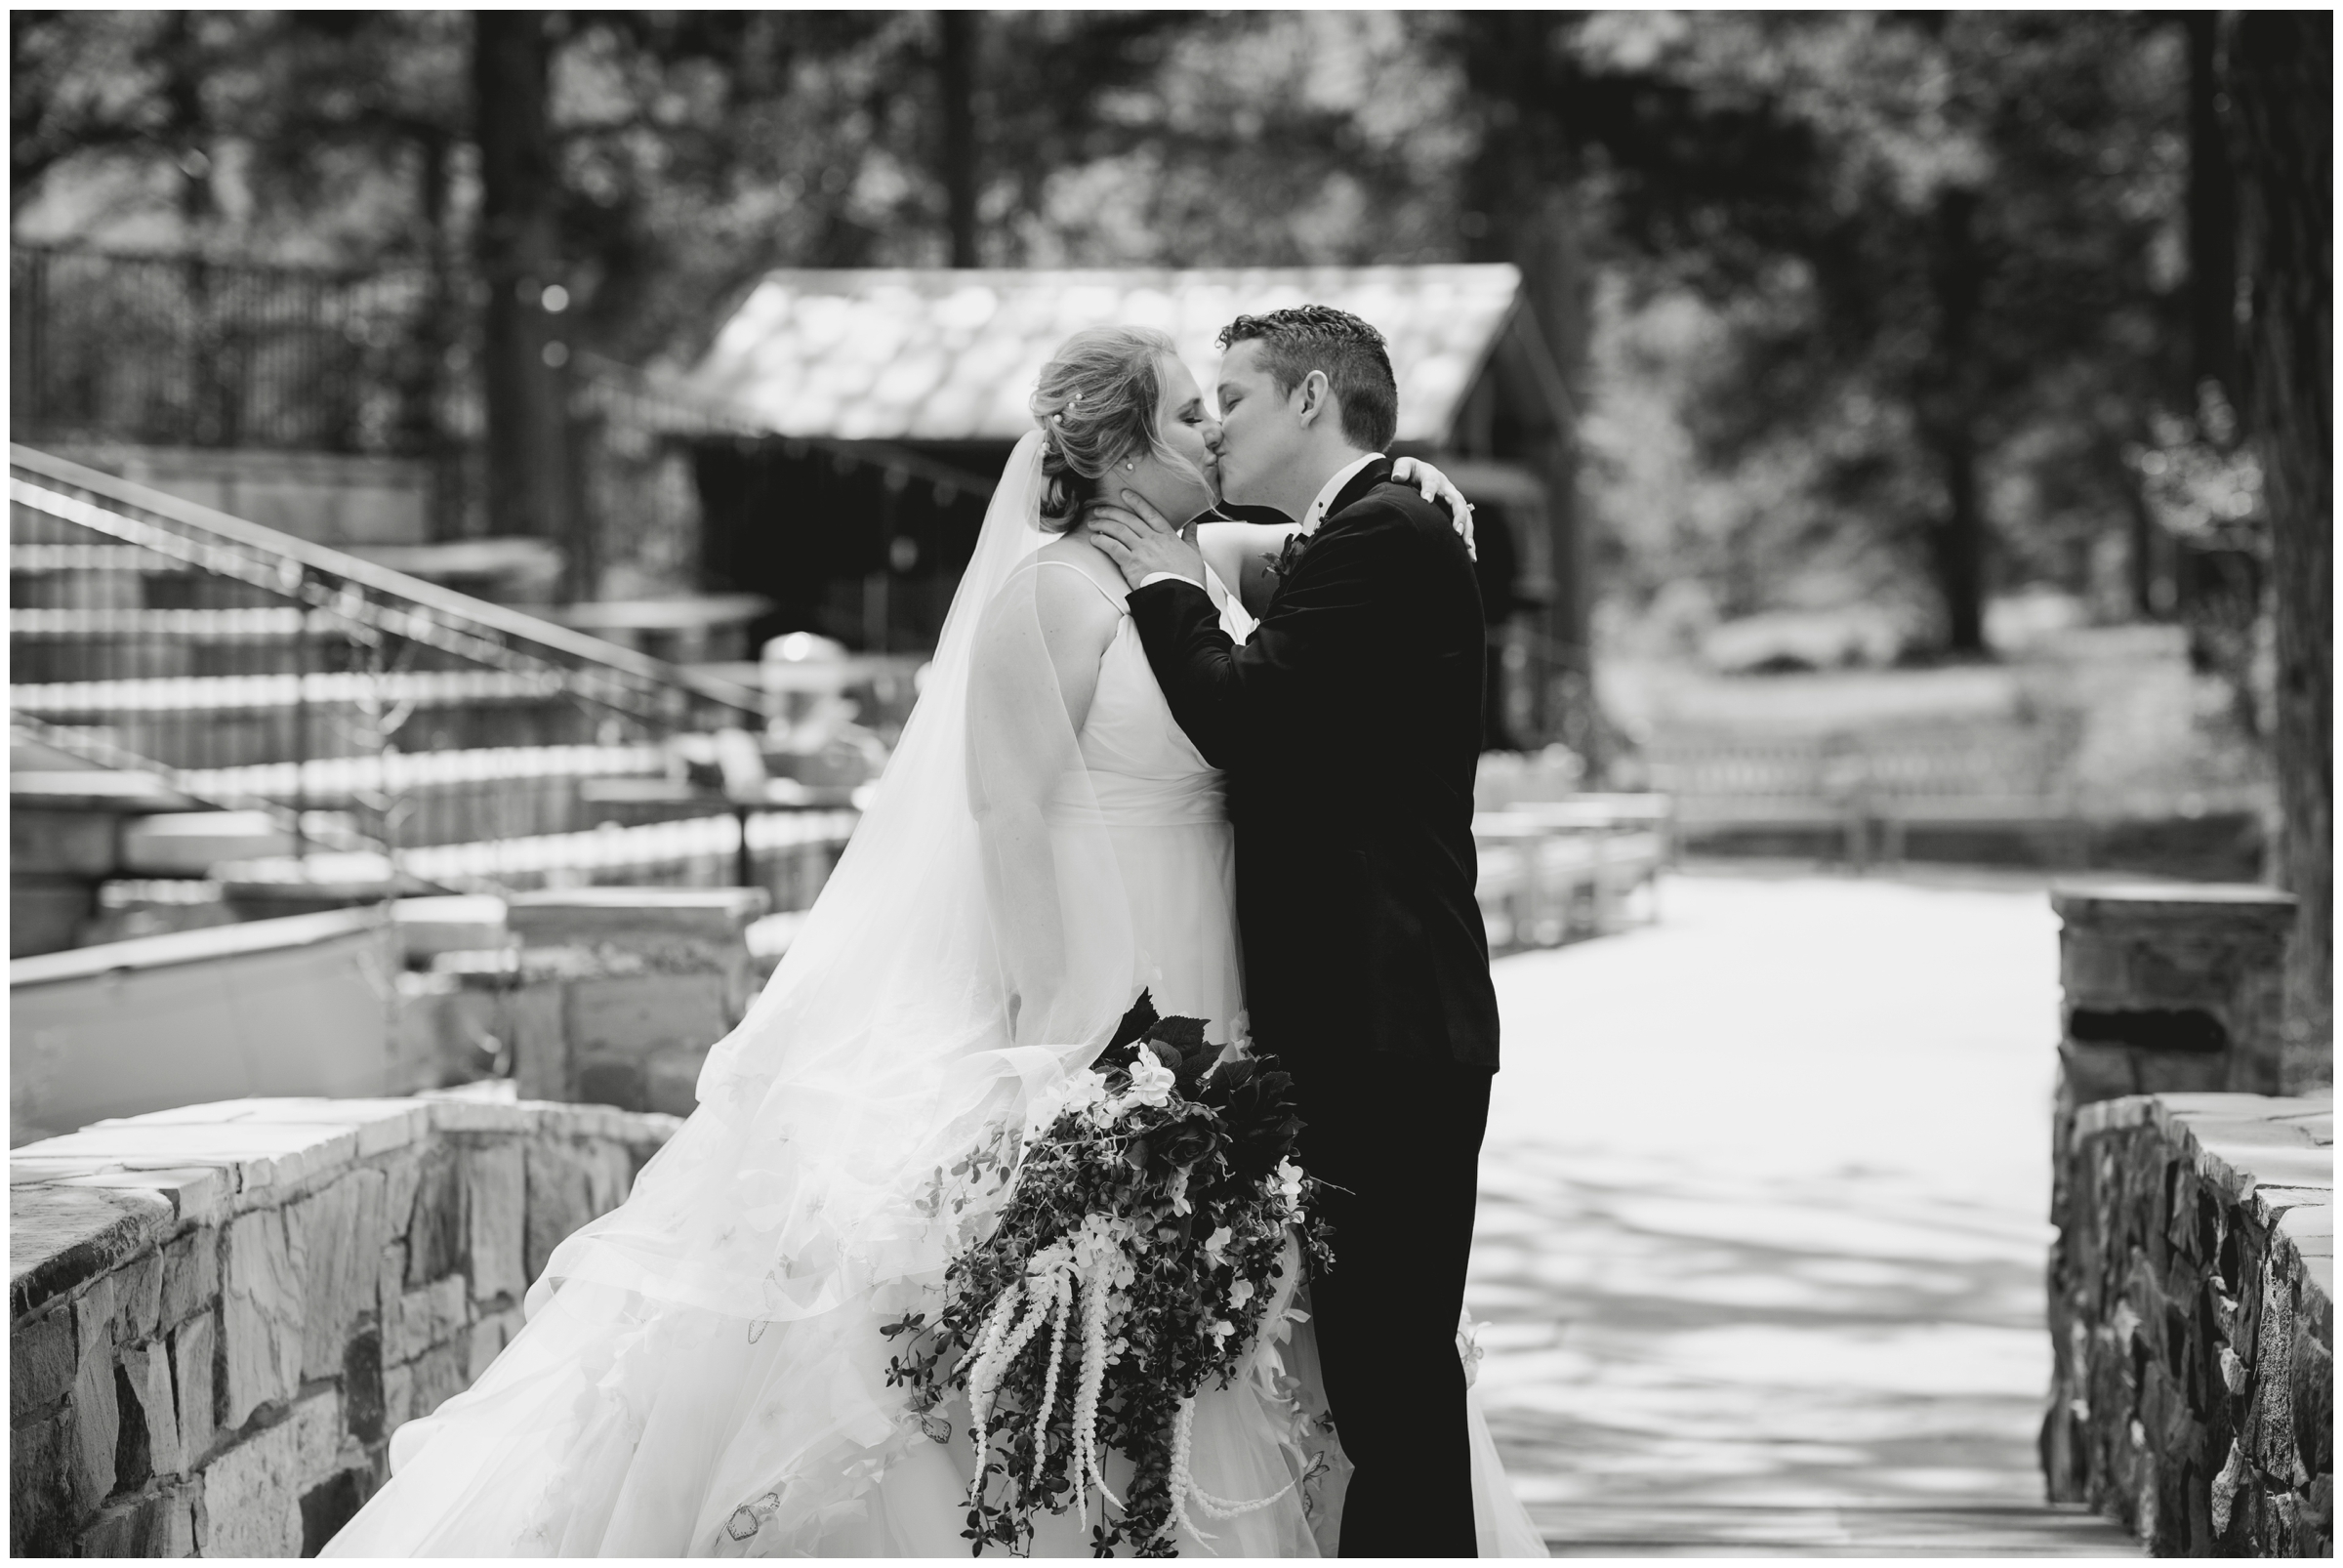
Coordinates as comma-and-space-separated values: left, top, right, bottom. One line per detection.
1930, 428, 1988, 654
2185, 12, 2240, 403
159, 14, 231, 446
403, 130, 467, 541
1459, 14, 1598, 766
162, 12, 213, 227
939, 12, 980, 268
1513, 199, 1597, 768
1924, 186, 1990, 656
2114, 439, 2165, 620
473, 12, 570, 565
2230, 13, 2332, 1091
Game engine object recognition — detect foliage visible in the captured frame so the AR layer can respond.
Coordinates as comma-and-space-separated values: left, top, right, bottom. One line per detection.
11, 11, 2238, 666
1497, 12, 2195, 655
880, 994, 1330, 1557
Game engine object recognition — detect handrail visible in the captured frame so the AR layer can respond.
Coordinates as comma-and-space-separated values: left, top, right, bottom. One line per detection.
9, 443, 761, 721
8, 713, 493, 894
14, 716, 487, 893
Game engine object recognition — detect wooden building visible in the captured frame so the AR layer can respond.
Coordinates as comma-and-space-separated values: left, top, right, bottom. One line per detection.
664, 266, 1584, 748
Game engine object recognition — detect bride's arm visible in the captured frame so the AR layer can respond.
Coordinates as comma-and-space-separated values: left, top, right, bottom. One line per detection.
1391, 457, 1477, 559
964, 567, 1120, 1039
1193, 463, 1476, 615
1196, 520, 1294, 617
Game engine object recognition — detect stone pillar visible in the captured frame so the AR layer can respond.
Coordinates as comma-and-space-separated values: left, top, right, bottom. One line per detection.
504, 887, 770, 1116
2053, 882, 2299, 1103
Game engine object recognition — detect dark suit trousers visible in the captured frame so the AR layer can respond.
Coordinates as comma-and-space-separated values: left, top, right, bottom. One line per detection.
1295, 1056, 1493, 1557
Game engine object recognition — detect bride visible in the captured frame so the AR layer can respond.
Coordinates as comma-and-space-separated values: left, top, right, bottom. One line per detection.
324, 326, 1545, 1558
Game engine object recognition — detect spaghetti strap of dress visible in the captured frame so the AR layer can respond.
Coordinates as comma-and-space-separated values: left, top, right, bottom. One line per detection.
1031, 556, 1129, 610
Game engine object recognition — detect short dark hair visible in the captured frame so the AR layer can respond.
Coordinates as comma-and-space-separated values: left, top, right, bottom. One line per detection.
1216, 305, 1398, 451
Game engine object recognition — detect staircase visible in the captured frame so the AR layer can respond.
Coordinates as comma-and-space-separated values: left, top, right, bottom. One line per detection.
10, 443, 857, 956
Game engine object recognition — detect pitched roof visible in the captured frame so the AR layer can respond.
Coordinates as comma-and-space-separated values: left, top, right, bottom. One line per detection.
685, 265, 1524, 445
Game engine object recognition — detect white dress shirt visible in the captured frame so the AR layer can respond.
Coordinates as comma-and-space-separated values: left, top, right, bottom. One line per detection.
1141, 451, 1385, 593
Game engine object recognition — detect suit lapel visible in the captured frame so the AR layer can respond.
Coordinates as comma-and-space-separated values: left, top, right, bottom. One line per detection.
1264, 458, 1394, 614
1317, 458, 1394, 535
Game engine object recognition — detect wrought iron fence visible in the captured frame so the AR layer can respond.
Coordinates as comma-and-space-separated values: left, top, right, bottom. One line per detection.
11, 245, 432, 453
10, 443, 763, 871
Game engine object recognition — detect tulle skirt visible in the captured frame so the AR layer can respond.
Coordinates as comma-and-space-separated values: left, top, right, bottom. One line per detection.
323, 818, 1545, 1557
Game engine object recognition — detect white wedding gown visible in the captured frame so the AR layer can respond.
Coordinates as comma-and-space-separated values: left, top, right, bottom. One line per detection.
324, 438, 1544, 1559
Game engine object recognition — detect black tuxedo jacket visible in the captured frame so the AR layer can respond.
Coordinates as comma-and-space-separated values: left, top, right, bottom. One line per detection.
1128, 458, 1500, 1076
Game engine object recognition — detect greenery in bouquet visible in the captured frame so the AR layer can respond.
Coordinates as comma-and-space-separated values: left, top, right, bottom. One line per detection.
883, 994, 1334, 1556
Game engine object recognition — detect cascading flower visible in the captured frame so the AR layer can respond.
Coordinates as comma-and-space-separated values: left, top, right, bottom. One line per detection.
881, 993, 1332, 1556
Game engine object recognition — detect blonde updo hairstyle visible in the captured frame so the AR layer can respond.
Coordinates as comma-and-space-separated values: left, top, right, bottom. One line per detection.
1029, 326, 1200, 534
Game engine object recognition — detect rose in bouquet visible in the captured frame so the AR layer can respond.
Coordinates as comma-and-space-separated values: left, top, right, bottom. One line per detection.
883, 995, 1333, 1556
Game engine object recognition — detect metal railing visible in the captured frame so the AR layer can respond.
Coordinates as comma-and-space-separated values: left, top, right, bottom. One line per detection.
10, 443, 763, 867
11, 245, 432, 453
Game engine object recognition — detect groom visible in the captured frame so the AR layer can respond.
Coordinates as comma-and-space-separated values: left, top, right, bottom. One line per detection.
1090, 306, 1500, 1556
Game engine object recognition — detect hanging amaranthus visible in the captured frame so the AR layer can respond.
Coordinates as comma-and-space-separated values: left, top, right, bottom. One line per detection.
882, 995, 1332, 1556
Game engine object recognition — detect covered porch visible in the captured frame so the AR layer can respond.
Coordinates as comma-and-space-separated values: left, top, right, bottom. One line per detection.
664, 265, 1587, 750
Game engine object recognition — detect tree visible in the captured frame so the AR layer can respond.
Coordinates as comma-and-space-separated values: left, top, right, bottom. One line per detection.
2184, 11, 2239, 402
473, 13, 570, 566
1511, 14, 2186, 658
937, 12, 979, 267
11, 11, 226, 214
2229, 12, 2332, 1088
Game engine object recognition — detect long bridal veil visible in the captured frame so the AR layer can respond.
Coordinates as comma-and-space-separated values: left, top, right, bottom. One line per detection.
327, 431, 1146, 1555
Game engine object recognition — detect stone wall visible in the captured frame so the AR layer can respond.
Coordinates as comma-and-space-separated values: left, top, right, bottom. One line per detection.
2048, 880, 2333, 1553
2053, 882, 2299, 1100
9, 1091, 677, 1556
401, 887, 770, 1117
2043, 1093, 2332, 1554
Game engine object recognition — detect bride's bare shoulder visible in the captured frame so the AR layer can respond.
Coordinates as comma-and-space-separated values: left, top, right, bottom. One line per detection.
1034, 532, 1127, 594
1021, 533, 1126, 651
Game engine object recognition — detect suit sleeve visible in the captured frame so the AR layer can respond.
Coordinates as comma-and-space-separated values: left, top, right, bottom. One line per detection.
1127, 512, 1405, 770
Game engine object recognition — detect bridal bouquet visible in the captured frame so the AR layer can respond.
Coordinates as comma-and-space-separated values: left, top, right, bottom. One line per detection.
883, 995, 1333, 1557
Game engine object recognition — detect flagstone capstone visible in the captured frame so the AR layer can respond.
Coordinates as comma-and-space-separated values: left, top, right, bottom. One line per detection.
9, 1089, 676, 1556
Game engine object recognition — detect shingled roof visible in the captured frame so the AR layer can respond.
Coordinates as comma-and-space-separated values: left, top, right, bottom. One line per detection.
685, 265, 1525, 446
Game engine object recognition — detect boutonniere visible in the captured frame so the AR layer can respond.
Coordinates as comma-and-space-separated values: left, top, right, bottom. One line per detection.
1267, 529, 1313, 584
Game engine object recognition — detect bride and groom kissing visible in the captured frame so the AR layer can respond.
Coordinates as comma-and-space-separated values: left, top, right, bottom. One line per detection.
324, 308, 1541, 1557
